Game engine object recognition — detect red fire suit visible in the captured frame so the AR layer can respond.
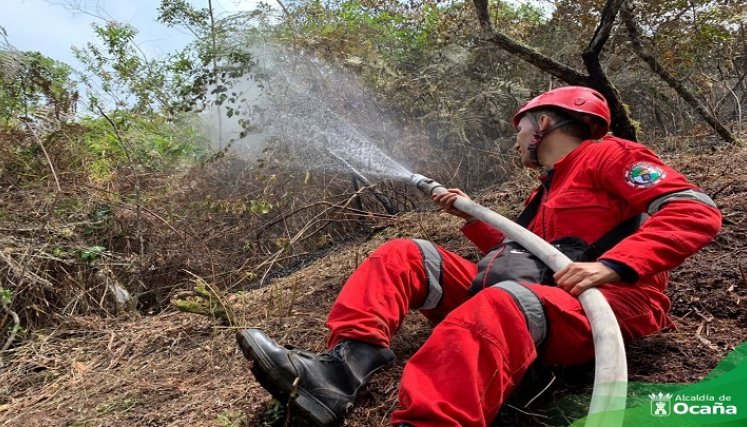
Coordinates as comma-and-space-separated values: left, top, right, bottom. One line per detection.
325, 136, 722, 427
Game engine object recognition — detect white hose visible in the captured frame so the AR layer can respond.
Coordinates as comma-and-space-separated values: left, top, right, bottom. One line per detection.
411, 174, 626, 426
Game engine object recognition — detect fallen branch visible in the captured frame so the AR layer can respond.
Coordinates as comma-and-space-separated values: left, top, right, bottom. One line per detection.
1, 302, 20, 353
22, 122, 62, 193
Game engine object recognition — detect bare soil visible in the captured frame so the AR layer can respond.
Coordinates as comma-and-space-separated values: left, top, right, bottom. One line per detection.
1, 143, 745, 427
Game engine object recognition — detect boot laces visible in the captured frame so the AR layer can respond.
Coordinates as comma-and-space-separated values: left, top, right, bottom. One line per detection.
323, 341, 348, 363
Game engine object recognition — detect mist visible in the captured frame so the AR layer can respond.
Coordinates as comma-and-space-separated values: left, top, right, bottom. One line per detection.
199, 43, 414, 182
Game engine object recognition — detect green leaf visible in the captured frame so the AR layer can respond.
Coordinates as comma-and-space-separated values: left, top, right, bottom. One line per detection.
79, 246, 107, 262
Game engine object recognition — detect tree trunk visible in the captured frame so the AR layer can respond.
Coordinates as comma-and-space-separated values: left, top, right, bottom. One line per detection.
471, 0, 638, 140
582, 0, 638, 140
620, 1, 739, 145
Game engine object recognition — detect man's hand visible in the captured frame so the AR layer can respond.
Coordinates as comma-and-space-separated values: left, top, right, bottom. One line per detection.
553, 262, 621, 296
432, 188, 475, 221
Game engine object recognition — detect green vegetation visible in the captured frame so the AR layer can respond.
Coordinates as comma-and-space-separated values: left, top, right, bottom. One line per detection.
0, 49, 77, 125
0, 0, 744, 346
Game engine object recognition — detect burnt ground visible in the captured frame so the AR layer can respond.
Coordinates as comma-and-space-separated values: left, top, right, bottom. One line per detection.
1, 143, 746, 427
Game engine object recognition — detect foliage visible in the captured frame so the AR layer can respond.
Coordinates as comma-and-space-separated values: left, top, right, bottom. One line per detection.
75, 111, 208, 180
72, 21, 192, 115
0, 287, 11, 307
630, 0, 747, 121
78, 246, 107, 262
545, 0, 747, 136
0, 48, 77, 124
70, 0, 259, 121
274, 0, 538, 189
157, 0, 259, 111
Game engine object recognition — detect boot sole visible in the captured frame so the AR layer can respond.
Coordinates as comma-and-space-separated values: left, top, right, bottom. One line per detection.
237, 330, 341, 427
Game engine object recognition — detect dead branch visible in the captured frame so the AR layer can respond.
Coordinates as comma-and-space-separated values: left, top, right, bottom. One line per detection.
0, 250, 56, 290
95, 105, 145, 256
471, 0, 639, 140
23, 122, 62, 193
255, 198, 395, 239
620, 1, 739, 145
582, 0, 639, 140
1, 302, 20, 353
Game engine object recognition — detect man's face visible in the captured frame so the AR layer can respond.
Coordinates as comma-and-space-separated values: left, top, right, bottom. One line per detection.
514, 115, 538, 168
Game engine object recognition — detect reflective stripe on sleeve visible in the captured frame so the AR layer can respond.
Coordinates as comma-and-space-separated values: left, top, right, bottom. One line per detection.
490, 280, 547, 346
647, 189, 717, 215
412, 239, 443, 310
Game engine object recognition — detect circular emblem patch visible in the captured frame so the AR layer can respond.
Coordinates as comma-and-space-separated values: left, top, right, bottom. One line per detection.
626, 162, 666, 188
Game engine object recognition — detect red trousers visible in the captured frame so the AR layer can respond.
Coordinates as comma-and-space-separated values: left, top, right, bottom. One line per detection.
326, 239, 671, 427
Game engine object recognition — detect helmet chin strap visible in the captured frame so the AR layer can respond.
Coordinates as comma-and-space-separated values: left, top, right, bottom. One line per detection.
525, 113, 576, 167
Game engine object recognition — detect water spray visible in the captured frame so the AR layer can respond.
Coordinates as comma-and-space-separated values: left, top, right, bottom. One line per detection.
410, 173, 627, 426
326, 148, 374, 186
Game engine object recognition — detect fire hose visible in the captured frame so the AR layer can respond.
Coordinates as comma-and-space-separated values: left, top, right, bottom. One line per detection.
410, 174, 626, 426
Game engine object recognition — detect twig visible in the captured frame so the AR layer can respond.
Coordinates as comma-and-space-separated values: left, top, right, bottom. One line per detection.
284, 376, 301, 427
1, 302, 20, 353
286, 277, 298, 317
22, 122, 62, 193
240, 189, 394, 288
256, 199, 394, 238
80, 182, 198, 241
711, 182, 732, 199
693, 307, 714, 323
524, 371, 556, 408
95, 105, 144, 257
0, 250, 56, 289
504, 403, 551, 419
255, 205, 337, 285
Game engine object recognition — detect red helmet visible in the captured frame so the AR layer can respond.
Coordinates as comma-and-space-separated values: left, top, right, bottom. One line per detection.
512, 86, 611, 139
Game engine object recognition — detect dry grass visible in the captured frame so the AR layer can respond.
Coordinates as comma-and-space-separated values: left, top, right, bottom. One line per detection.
1, 140, 745, 427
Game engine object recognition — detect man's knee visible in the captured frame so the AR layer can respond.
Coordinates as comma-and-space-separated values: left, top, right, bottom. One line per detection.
373, 238, 423, 257
441, 282, 545, 348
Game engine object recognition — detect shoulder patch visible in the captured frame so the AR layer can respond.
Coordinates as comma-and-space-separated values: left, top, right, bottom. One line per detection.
625, 162, 666, 188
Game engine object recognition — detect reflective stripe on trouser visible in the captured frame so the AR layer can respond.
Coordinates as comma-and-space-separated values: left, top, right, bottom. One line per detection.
323, 238, 672, 426
491, 280, 546, 346
325, 238, 477, 348
411, 239, 443, 310
392, 281, 673, 427
393, 286, 542, 427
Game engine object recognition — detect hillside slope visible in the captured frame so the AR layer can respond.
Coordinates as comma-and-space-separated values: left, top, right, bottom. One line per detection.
1, 145, 745, 427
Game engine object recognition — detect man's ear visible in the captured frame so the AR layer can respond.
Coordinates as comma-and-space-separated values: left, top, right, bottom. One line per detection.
537, 114, 554, 132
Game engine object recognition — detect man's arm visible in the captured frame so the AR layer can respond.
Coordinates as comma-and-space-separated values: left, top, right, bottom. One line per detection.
556, 141, 721, 295
432, 188, 506, 254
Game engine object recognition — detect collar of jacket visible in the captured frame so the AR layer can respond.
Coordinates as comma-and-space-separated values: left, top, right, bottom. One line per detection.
543, 138, 599, 177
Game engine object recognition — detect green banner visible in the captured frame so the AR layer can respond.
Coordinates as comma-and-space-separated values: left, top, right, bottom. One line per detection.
569, 341, 747, 426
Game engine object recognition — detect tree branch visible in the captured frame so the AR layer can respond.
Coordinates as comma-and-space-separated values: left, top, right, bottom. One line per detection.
620, 1, 738, 144
471, 0, 590, 87
486, 32, 591, 87
582, 0, 638, 140
586, 0, 625, 57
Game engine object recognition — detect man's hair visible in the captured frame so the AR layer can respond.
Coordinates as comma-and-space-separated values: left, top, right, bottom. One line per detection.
529, 107, 592, 140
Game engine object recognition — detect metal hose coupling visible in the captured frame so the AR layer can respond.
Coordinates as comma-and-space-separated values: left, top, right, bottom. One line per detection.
410, 174, 446, 195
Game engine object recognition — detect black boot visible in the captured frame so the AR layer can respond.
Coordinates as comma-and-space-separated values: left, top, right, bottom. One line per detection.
236, 328, 395, 427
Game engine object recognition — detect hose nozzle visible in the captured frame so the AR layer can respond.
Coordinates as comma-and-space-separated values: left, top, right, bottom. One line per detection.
410, 174, 445, 195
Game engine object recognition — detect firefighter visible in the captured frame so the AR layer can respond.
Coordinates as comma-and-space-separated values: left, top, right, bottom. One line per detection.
237, 86, 722, 427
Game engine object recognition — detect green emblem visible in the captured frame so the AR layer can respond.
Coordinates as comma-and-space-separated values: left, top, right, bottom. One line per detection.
626, 162, 665, 188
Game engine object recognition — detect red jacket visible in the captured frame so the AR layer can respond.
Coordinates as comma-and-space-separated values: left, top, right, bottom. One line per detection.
461, 136, 722, 293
